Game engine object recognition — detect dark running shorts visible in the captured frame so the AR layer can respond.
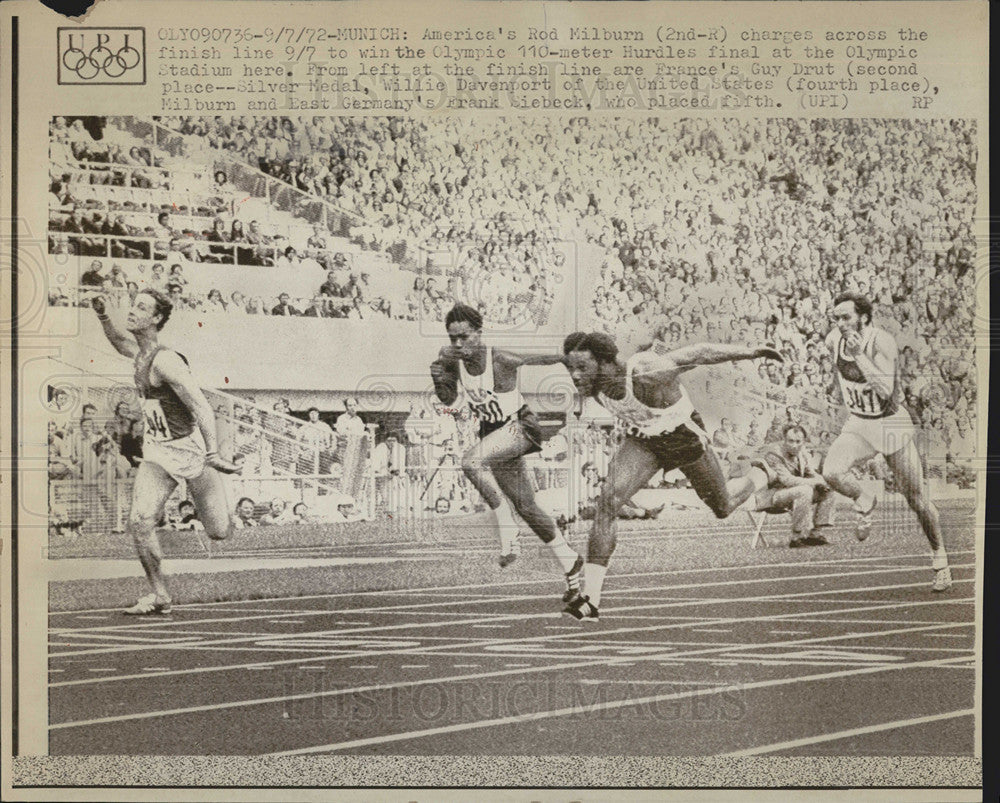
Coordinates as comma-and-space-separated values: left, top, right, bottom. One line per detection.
480, 405, 545, 455
628, 412, 708, 472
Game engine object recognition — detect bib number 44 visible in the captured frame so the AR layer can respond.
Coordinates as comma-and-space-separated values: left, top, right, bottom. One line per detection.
144, 401, 172, 441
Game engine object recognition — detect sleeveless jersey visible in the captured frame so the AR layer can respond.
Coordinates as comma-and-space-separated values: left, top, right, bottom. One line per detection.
833, 327, 899, 419
458, 346, 523, 427
134, 346, 196, 442
597, 353, 707, 441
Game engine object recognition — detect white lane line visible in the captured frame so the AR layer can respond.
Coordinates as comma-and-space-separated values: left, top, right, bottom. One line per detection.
504, 664, 532, 668
49, 618, 970, 730
472, 625, 507, 629
453, 664, 479, 668
47, 561, 976, 649
722, 709, 976, 756
770, 630, 812, 635
690, 628, 732, 633
400, 665, 429, 669
51, 547, 976, 616
48, 587, 975, 689
59, 632, 201, 644
268, 656, 972, 755
579, 679, 724, 687
347, 665, 378, 670
86, 668, 117, 673
49, 670, 64, 674
924, 633, 969, 639
788, 618, 971, 627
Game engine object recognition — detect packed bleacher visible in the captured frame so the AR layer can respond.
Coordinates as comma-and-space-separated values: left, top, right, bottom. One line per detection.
49, 115, 979, 492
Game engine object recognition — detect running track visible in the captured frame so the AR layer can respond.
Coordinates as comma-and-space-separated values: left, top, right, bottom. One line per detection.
48, 518, 977, 757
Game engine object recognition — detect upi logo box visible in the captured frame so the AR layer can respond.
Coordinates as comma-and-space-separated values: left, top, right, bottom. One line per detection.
58, 28, 146, 85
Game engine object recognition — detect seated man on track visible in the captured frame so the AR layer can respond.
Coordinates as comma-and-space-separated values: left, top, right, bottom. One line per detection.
745, 423, 837, 548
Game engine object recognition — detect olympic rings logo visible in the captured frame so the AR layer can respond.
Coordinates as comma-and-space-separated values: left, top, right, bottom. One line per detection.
58, 30, 145, 83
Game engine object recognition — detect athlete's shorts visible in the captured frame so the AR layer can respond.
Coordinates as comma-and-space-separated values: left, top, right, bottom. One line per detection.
480, 405, 545, 455
839, 406, 918, 456
142, 430, 207, 482
627, 412, 708, 473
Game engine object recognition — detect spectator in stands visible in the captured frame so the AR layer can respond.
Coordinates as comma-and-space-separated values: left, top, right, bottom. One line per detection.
306, 225, 327, 251
166, 282, 188, 311
80, 403, 98, 426
168, 263, 188, 288
48, 421, 79, 479
276, 245, 299, 270
94, 435, 132, 479
229, 291, 248, 314
259, 498, 294, 526
301, 295, 329, 318
80, 259, 107, 289
336, 397, 365, 438
271, 292, 299, 316
108, 402, 134, 444
148, 262, 166, 291
233, 497, 258, 528
120, 418, 144, 468
171, 500, 204, 531
205, 289, 228, 314
246, 295, 268, 315
291, 502, 315, 524
245, 219, 274, 266
206, 218, 233, 262
300, 407, 334, 450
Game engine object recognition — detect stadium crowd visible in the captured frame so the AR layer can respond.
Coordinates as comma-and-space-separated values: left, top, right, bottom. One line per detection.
50, 115, 979, 482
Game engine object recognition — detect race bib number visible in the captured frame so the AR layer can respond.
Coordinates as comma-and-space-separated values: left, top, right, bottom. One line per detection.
843, 383, 882, 416
468, 397, 506, 424
143, 399, 173, 442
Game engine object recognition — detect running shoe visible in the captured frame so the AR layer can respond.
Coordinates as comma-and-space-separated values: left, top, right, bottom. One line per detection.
498, 530, 521, 568
123, 593, 172, 616
801, 530, 831, 546
854, 495, 877, 542
563, 554, 585, 603
562, 591, 599, 622
931, 565, 953, 593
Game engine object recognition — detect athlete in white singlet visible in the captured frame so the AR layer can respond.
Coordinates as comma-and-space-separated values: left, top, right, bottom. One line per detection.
431, 304, 583, 600
561, 331, 783, 620
93, 290, 239, 615
822, 292, 951, 591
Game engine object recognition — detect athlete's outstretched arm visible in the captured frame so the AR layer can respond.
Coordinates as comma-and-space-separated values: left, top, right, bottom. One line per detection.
498, 351, 568, 368
153, 351, 238, 472
430, 346, 460, 406
92, 296, 138, 358
645, 342, 782, 374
